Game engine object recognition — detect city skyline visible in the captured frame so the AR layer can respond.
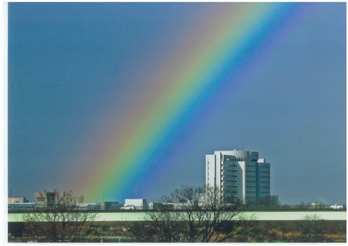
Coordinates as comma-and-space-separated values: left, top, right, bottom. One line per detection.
9, 3, 346, 204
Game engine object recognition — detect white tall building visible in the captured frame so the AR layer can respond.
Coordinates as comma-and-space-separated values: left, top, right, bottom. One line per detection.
205, 150, 270, 204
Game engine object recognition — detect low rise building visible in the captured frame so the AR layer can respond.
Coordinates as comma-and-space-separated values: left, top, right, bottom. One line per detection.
122, 198, 148, 210
101, 201, 122, 210
330, 204, 344, 210
8, 196, 28, 204
77, 203, 101, 211
35, 191, 60, 207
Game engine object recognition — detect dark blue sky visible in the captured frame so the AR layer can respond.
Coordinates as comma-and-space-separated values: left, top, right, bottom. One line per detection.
9, 3, 346, 204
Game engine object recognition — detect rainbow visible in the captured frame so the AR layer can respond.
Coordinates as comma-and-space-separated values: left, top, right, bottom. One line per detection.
69, 3, 300, 201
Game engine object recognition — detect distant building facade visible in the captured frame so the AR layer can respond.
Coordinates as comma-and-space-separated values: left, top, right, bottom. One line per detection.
8, 196, 27, 204
8, 196, 33, 211
35, 191, 60, 207
256, 158, 271, 201
205, 150, 270, 204
101, 201, 122, 210
329, 204, 344, 210
77, 203, 101, 211
122, 199, 148, 210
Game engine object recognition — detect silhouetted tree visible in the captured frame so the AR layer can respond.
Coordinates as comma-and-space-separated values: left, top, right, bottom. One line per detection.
23, 191, 96, 242
128, 186, 242, 242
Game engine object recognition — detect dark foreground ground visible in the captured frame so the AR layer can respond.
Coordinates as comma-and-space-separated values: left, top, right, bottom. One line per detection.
9, 220, 346, 242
